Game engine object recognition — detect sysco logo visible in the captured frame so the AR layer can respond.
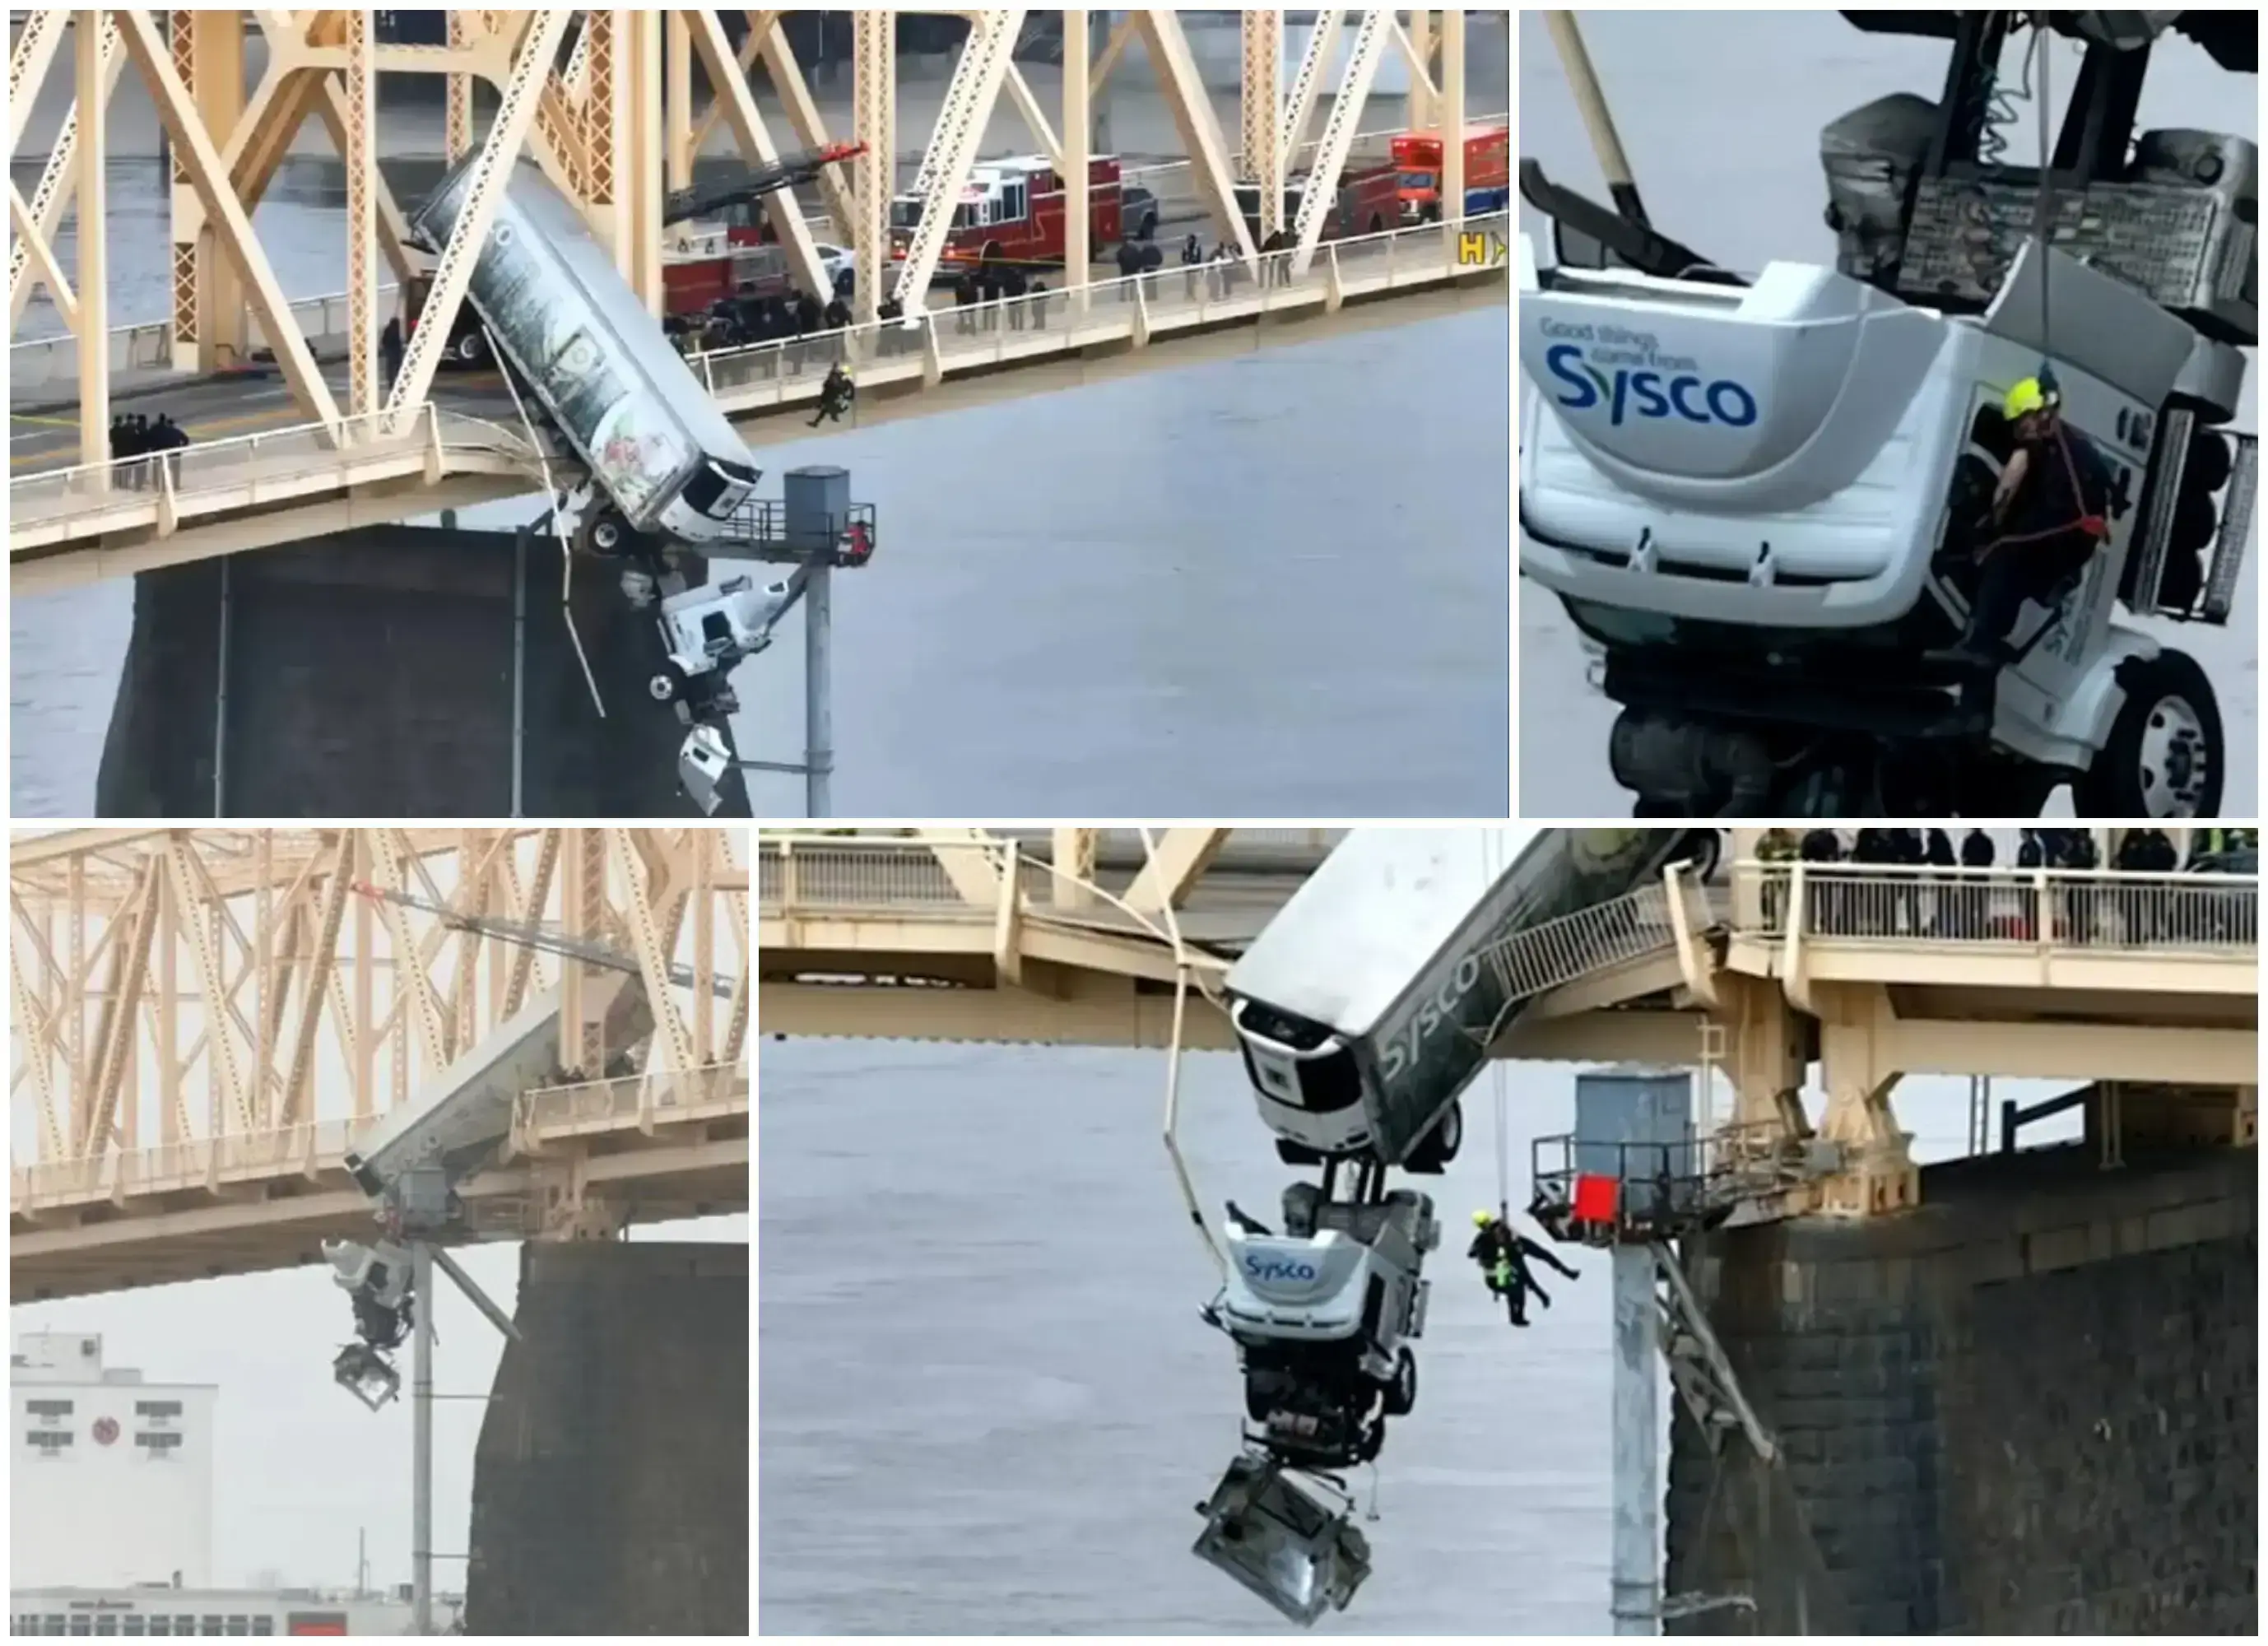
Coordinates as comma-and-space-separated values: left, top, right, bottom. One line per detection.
1544, 343, 1759, 429
1244, 1255, 1319, 1283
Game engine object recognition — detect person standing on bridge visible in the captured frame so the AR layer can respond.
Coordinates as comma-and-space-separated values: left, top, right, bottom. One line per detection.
1469, 1209, 1578, 1327
379, 314, 404, 398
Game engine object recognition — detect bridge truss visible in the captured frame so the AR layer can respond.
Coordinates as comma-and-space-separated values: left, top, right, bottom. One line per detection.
9, 7, 1485, 467
11, 827, 749, 1296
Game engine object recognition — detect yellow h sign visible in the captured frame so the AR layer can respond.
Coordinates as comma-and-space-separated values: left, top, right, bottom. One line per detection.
1457, 230, 1505, 267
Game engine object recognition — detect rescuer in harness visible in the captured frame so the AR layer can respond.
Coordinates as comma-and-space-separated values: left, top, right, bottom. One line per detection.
1924, 374, 2113, 726
1468, 1208, 1579, 1327
810, 361, 855, 428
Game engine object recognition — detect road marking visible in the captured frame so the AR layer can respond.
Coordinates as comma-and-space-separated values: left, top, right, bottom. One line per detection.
9, 403, 314, 469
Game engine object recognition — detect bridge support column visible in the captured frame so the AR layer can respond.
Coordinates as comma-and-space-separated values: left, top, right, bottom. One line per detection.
93, 526, 751, 819
1666, 1146, 2256, 1633
1812, 982, 1920, 1216
465, 1241, 747, 1635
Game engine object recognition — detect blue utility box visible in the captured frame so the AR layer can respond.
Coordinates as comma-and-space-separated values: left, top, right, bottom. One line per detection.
1573, 1067, 1699, 1226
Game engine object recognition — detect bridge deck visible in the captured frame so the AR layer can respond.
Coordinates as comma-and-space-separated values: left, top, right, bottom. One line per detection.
10, 219, 1508, 588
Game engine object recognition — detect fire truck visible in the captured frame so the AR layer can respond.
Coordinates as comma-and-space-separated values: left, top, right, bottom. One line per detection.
1392, 126, 1512, 223
886, 154, 1127, 274
404, 142, 863, 365
1233, 161, 1403, 246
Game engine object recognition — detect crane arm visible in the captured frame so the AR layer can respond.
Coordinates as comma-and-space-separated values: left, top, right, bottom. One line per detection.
660, 140, 867, 228
349, 882, 737, 999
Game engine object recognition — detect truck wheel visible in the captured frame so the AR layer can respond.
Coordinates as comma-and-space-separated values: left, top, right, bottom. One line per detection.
1383, 1347, 1416, 1418
454, 329, 487, 367
648, 667, 682, 704
584, 509, 631, 556
2075, 650, 2222, 817
1403, 1102, 1462, 1174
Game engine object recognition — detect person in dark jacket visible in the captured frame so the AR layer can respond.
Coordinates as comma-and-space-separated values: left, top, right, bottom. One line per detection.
1959, 825, 1996, 937
1922, 827, 1957, 935
1468, 1210, 1578, 1327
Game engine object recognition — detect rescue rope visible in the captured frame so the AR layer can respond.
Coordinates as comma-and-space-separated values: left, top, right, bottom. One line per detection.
2029, 12, 2057, 393
1484, 831, 1513, 1225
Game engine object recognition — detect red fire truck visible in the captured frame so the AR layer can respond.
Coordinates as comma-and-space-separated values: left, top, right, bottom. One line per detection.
887, 154, 1126, 273
1233, 160, 1403, 246
1391, 126, 1512, 223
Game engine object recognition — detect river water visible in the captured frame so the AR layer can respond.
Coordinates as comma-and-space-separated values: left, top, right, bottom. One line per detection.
757, 1036, 2069, 1634
1516, 10, 2260, 816
9, 74, 1511, 819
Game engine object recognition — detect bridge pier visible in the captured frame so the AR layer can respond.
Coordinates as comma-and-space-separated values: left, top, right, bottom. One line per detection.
465, 1240, 748, 1636
1665, 1142, 2256, 1634
93, 524, 751, 817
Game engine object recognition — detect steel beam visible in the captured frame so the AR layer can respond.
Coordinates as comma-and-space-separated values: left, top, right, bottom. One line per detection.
7, 12, 122, 329
893, 8, 1022, 309
446, 7, 472, 160
1240, 9, 1283, 239
344, 8, 378, 418
666, 9, 692, 191
122, 8, 336, 424
754, 11, 857, 244
184, 8, 250, 373
1441, 3, 1466, 253
74, 9, 108, 472
1134, 9, 1257, 267
1123, 829, 1232, 918
850, 9, 895, 328
8, 11, 67, 151
1062, 6, 1090, 314
9, 181, 77, 329
623, 7, 666, 315
383, 7, 570, 434
1279, 8, 1342, 168
1402, 10, 1438, 132
685, 7, 830, 300
1290, 7, 1392, 277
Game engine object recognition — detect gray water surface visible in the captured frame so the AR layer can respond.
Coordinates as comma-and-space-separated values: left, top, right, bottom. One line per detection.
757, 1038, 2049, 1634
1517, 10, 2259, 815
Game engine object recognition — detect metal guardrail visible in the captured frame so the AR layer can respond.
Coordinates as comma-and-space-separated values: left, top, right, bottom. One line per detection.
690, 211, 1507, 407
10, 283, 406, 388
6, 109, 1508, 388
1741, 862, 2257, 955
13, 1059, 749, 1216
10, 404, 537, 535
760, 835, 1000, 914
11, 210, 1501, 546
1475, 876, 1708, 1007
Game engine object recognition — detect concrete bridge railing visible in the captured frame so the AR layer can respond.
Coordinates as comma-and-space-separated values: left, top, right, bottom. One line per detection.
1739, 862, 2258, 956
10, 282, 407, 389
12, 1114, 369, 1215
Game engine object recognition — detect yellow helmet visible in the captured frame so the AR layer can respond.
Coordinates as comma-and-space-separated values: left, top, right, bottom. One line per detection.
1472, 1208, 1494, 1227
2003, 378, 2047, 421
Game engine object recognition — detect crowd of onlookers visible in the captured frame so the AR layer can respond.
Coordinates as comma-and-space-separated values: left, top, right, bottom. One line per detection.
1750, 827, 2256, 946
106, 412, 192, 486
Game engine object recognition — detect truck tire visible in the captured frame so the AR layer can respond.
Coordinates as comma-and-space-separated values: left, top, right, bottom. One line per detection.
1383, 1347, 1416, 1418
1403, 1101, 1462, 1174
2075, 649, 2223, 817
648, 665, 684, 704
583, 508, 631, 556
453, 329, 487, 367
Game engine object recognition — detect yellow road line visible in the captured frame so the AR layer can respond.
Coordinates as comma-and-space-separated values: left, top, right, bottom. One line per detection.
8, 412, 82, 429
8, 404, 309, 469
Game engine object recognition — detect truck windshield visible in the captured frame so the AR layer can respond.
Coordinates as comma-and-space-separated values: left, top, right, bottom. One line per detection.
1398, 171, 1437, 191
889, 198, 922, 230
681, 457, 759, 520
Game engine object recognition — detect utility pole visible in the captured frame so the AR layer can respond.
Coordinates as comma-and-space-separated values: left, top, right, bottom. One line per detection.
411, 1240, 434, 1634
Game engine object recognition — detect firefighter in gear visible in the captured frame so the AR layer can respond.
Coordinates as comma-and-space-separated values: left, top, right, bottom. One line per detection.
1925, 374, 2114, 728
810, 362, 855, 427
1468, 1209, 1579, 1327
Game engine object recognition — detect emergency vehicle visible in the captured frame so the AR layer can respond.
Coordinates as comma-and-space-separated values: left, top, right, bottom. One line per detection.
1392, 125, 1513, 222
887, 154, 1127, 272
1233, 161, 1402, 245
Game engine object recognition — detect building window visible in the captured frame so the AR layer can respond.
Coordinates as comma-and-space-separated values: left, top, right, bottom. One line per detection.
26, 1398, 74, 1418
136, 1431, 185, 1455
93, 1617, 118, 1637
249, 1622, 272, 1638
123, 1620, 146, 1637
146, 1622, 170, 1638
133, 1400, 184, 1420
26, 1428, 73, 1452
224, 1619, 249, 1636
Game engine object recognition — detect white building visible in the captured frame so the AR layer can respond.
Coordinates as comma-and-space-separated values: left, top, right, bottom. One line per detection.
11, 1332, 216, 1590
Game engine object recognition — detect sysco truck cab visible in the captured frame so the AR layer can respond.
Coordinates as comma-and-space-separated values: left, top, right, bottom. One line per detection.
1519, 10, 2256, 816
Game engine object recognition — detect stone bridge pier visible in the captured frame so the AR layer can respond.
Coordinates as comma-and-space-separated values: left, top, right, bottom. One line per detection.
95, 524, 752, 818
1665, 1143, 2256, 1634
465, 1240, 749, 1636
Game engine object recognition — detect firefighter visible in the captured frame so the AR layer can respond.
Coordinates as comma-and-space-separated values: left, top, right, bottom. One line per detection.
1468, 1209, 1578, 1327
809, 362, 854, 428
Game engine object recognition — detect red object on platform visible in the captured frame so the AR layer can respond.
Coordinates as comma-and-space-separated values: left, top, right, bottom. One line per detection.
1572, 1173, 1619, 1224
